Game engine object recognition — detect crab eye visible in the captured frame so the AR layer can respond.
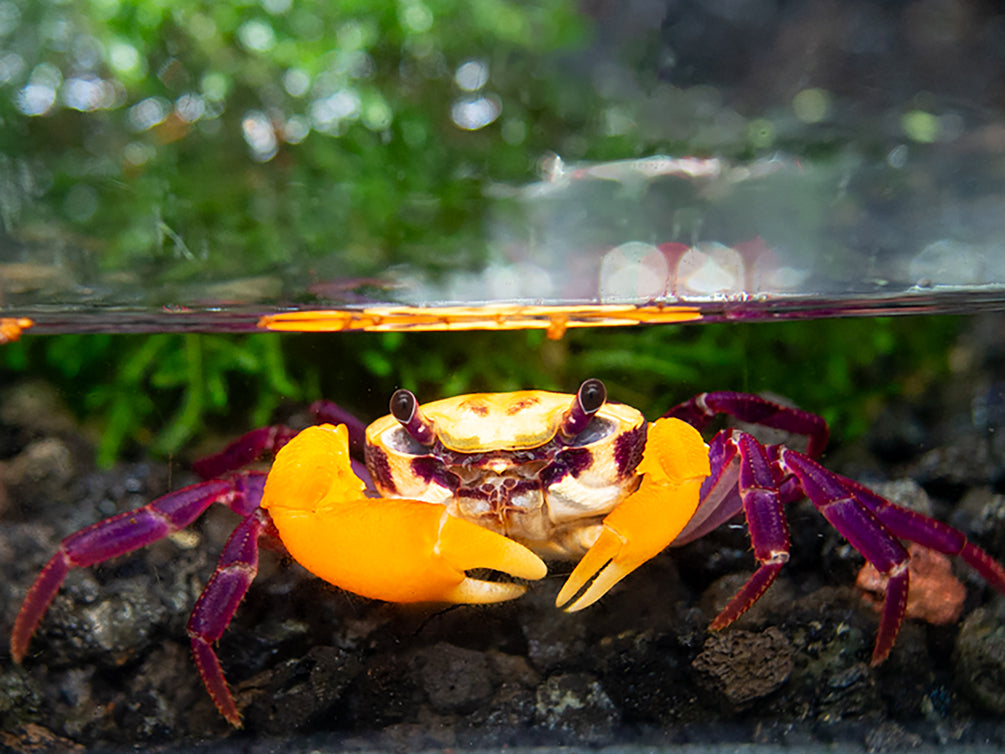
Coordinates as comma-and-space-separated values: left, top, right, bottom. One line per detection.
390, 389, 416, 423
559, 378, 607, 440
578, 378, 606, 413
390, 388, 436, 446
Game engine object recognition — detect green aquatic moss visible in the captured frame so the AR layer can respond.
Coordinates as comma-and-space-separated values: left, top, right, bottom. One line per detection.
0, 316, 961, 466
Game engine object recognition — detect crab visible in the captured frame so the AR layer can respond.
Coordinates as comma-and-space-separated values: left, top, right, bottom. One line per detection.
10, 381, 1005, 727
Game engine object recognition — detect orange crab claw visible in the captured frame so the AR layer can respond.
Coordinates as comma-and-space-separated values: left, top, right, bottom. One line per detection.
261, 424, 547, 604
556, 417, 709, 611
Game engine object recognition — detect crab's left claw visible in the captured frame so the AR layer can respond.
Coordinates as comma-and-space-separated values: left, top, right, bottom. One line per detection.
556, 417, 709, 611
262, 424, 547, 605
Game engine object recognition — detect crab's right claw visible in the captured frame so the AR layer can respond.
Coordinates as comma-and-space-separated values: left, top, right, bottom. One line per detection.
556, 417, 709, 611
262, 424, 547, 604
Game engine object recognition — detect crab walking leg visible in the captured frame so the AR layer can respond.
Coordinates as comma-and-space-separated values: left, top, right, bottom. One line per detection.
187, 507, 276, 727
192, 426, 301, 478
11, 473, 268, 663
843, 478, 1005, 594
780, 450, 912, 664
664, 391, 830, 458
191, 400, 367, 480
556, 417, 710, 611
262, 424, 547, 604
708, 432, 791, 630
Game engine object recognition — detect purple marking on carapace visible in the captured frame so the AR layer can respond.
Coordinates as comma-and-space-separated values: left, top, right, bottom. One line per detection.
365, 445, 397, 495
538, 447, 593, 489
410, 457, 460, 492
435, 443, 561, 468
614, 424, 646, 477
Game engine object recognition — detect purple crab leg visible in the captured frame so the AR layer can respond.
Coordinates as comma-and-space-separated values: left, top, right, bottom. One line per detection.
10, 472, 267, 664
188, 506, 277, 727
845, 477, 1005, 594
664, 391, 830, 458
666, 397, 1005, 668
191, 400, 367, 479
671, 432, 806, 547
708, 433, 791, 631
671, 432, 743, 546
192, 426, 301, 478
780, 450, 911, 664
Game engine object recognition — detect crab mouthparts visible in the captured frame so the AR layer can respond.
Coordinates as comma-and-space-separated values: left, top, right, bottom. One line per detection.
451, 462, 546, 528
485, 459, 511, 474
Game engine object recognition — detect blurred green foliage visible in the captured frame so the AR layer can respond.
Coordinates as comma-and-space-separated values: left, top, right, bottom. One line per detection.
2, 332, 302, 465
1, 316, 961, 467
2, 0, 601, 287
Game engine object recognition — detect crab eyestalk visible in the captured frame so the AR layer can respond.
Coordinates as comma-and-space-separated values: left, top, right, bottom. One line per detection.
559, 378, 607, 441
391, 388, 436, 446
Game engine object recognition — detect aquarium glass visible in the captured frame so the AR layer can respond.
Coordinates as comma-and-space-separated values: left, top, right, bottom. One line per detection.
0, 1, 1003, 337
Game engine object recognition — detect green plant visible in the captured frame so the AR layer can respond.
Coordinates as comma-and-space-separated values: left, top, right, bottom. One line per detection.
0, 316, 961, 466
3, 333, 304, 465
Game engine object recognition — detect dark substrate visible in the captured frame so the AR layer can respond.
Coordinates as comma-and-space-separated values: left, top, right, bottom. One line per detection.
2, 320, 1005, 753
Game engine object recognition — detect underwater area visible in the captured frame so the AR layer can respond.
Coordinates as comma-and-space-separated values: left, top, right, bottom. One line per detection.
1, 318, 1005, 753
1, 0, 1005, 751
